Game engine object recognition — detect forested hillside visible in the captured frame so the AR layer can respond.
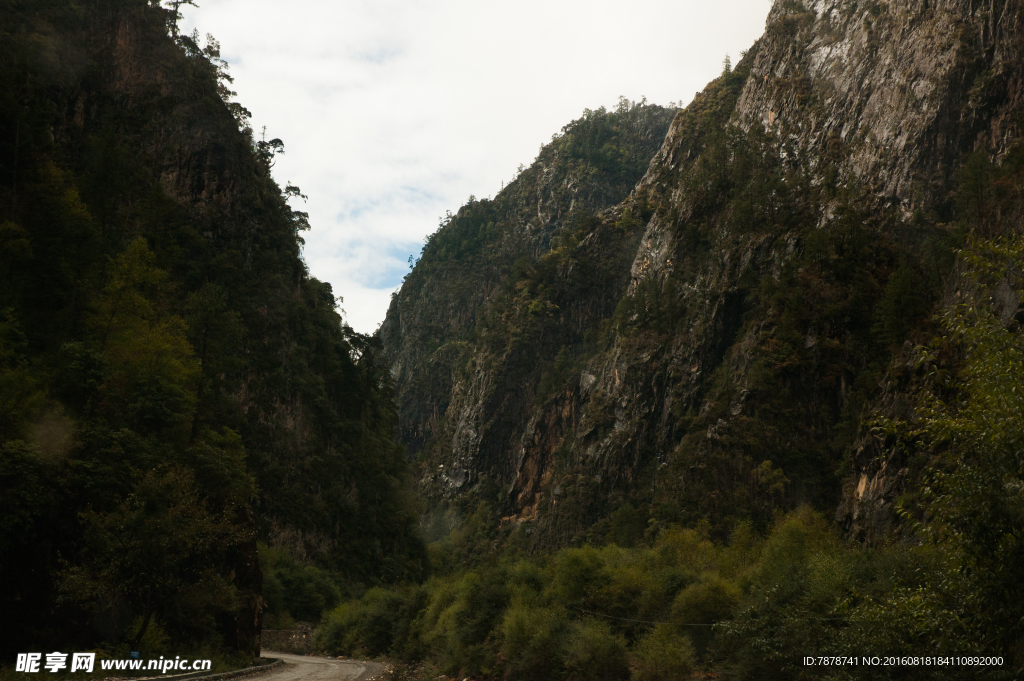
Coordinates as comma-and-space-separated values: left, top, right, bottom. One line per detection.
0, 0, 423, 663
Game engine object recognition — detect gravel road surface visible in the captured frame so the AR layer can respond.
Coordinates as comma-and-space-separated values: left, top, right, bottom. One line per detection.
259, 652, 383, 681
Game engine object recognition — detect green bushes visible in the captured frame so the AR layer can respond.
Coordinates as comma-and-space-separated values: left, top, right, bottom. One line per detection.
670, 575, 740, 654
498, 604, 631, 681
316, 587, 421, 657
422, 570, 509, 675
322, 498, 1021, 678
564, 619, 630, 681
260, 545, 342, 626
319, 571, 510, 676
631, 625, 695, 681
500, 603, 568, 681
311, 511, 835, 676
318, 585, 428, 658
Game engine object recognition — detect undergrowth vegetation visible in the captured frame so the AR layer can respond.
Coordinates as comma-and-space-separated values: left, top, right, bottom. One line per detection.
317, 507, 1004, 680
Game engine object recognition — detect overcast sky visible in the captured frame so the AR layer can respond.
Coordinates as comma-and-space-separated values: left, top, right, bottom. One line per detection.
180, 0, 774, 333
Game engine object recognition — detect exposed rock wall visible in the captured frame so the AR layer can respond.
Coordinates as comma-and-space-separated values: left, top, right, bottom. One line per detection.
379, 103, 676, 461
382, 0, 1024, 546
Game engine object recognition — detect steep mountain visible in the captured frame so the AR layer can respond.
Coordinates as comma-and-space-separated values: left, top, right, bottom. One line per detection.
0, 0, 423, 660
381, 0, 1024, 550
379, 101, 676, 466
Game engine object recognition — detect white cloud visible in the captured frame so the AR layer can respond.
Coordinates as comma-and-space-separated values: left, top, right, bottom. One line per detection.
180, 0, 774, 333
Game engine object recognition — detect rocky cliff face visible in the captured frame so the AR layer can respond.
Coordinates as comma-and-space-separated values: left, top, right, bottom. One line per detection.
379, 103, 675, 464
381, 0, 1024, 546
736, 0, 1021, 204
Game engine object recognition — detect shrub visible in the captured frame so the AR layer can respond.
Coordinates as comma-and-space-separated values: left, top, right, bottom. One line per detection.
259, 545, 341, 624
316, 602, 360, 655
564, 619, 630, 681
357, 588, 407, 656
608, 503, 644, 548
317, 586, 428, 659
631, 624, 695, 681
670, 574, 741, 655
499, 603, 568, 681
420, 570, 508, 677
549, 546, 608, 606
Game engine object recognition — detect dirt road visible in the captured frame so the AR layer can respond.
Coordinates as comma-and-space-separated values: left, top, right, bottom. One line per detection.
258, 652, 384, 681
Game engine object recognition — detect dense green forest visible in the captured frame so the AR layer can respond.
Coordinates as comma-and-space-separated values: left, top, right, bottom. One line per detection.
0, 0, 423, 665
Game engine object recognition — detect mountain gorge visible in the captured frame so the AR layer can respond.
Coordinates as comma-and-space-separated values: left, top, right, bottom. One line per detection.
379, 101, 677, 525
3, 0, 1024, 677
382, 0, 1024, 546
352, 0, 1024, 676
